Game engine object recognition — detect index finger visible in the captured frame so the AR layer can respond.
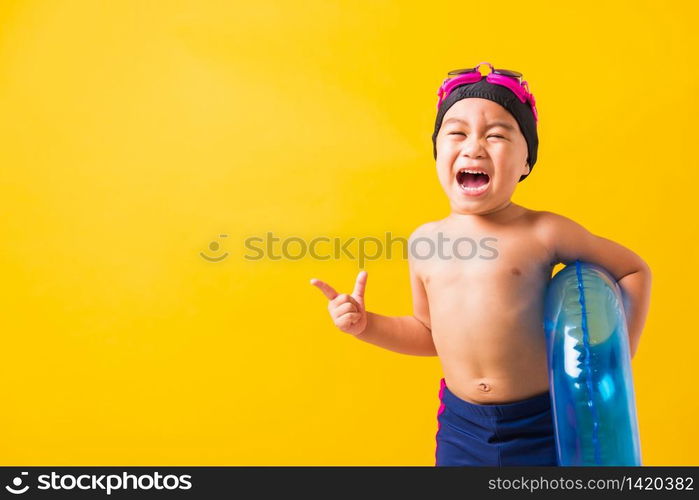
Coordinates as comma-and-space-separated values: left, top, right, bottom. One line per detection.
310, 278, 338, 300
352, 270, 368, 299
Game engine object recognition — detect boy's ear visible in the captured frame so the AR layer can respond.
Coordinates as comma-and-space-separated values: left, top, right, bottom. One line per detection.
524, 162, 531, 175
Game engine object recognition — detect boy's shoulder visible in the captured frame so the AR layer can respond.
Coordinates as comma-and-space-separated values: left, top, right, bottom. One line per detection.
511, 204, 565, 225
528, 209, 584, 234
408, 219, 445, 240
526, 209, 595, 258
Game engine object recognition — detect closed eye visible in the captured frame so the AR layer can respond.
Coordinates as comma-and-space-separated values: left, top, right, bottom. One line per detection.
448, 132, 504, 138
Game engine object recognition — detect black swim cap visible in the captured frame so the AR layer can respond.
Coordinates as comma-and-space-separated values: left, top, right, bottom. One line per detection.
432, 78, 539, 182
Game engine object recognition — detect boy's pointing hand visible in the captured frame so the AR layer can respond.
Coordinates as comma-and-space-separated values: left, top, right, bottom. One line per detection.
310, 271, 368, 336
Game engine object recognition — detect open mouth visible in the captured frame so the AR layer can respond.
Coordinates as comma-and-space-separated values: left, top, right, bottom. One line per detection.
456, 169, 491, 195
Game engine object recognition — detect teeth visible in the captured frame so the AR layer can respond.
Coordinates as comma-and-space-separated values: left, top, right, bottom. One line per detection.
461, 184, 488, 191
459, 170, 487, 175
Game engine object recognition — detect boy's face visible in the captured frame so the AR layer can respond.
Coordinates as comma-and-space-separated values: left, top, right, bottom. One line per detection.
435, 98, 530, 215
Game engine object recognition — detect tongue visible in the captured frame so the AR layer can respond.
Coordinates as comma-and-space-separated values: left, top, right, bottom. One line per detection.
463, 173, 488, 188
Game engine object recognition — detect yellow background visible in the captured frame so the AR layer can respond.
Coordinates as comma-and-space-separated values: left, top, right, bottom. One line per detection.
1, 0, 696, 465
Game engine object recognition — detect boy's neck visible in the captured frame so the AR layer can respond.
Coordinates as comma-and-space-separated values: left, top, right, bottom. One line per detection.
448, 200, 525, 223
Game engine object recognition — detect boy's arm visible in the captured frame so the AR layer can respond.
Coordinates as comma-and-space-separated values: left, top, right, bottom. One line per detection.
354, 227, 436, 356
536, 212, 652, 359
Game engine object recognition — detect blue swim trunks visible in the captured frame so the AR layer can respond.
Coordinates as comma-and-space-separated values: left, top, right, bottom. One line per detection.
435, 378, 558, 466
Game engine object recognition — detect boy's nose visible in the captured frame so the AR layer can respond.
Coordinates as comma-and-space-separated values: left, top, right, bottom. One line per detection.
460, 139, 487, 158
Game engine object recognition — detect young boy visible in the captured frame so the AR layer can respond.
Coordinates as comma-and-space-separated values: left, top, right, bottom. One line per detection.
310, 63, 652, 466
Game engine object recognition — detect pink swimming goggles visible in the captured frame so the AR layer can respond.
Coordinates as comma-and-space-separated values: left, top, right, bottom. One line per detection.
436, 62, 539, 123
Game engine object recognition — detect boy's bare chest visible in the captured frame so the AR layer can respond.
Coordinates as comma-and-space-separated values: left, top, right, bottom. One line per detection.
416, 228, 554, 291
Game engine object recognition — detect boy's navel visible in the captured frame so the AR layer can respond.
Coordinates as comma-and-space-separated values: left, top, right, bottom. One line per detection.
478, 382, 491, 392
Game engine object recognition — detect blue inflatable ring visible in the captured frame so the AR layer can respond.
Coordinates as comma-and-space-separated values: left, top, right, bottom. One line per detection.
544, 260, 642, 466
